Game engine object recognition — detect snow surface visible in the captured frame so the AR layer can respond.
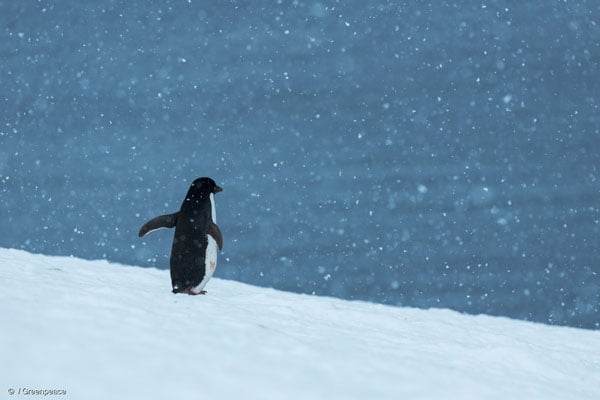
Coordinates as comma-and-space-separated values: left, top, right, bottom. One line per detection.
2, 249, 599, 400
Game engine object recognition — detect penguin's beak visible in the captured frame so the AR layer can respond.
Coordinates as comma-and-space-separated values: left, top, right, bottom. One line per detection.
214, 185, 223, 193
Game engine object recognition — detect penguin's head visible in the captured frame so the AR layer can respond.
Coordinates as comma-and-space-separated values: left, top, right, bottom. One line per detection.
190, 177, 223, 195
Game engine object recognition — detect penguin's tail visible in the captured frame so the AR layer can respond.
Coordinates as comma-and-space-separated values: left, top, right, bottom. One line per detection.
172, 283, 185, 294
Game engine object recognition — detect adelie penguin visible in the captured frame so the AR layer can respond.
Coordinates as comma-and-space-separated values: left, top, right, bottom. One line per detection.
139, 177, 224, 295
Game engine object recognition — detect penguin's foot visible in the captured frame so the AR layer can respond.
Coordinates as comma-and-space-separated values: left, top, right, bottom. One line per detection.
188, 289, 207, 295
174, 286, 207, 295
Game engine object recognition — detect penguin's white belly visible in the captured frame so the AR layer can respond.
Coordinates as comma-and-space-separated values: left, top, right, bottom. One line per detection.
193, 234, 218, 292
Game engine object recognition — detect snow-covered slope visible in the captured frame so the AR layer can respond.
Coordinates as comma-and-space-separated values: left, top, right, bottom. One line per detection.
1, 249, 598, 400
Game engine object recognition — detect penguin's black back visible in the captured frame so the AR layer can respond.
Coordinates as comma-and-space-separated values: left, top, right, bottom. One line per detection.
170, 180, 214, 292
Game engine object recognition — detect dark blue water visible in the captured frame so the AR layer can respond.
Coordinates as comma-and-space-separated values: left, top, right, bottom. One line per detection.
1, 1, 598, 328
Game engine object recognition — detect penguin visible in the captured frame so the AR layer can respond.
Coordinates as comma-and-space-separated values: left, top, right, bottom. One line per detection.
138, 177, 223, 295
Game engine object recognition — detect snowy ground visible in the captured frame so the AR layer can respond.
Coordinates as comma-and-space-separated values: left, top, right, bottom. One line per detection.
1, 248, 599, 400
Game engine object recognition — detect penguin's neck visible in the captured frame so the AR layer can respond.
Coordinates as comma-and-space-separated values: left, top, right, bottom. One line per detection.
209, 193, 216, 222
186, 192, 204, 203
183, 191, 206, 210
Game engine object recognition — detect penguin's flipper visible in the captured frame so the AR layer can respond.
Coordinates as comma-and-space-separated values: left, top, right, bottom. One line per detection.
138, 212, 179, 237
208, 222, 223, 250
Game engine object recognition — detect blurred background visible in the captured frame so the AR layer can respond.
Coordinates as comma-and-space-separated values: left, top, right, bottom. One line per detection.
1, 0, 598, 328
